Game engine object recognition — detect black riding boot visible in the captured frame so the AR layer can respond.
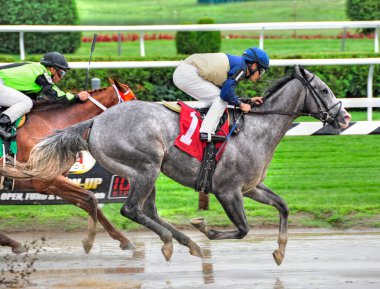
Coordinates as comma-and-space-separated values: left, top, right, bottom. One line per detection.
0, 114, 14, 139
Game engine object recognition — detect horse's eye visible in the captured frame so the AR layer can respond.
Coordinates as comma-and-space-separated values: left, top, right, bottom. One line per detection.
322, 89, 328, 94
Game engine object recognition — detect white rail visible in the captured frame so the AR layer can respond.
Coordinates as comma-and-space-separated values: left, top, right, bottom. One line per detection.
0, 21, 379, 59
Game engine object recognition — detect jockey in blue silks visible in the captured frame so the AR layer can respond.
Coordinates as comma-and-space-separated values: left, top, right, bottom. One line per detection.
173, 47, 270, 142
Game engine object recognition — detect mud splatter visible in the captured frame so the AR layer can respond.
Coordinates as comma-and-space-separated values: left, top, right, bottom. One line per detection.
0, 237, 47, 288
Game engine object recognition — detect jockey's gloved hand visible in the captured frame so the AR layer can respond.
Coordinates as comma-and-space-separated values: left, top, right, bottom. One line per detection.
77, 91, 90, 102
240, 97, 264, 107
239, 102, 251, 113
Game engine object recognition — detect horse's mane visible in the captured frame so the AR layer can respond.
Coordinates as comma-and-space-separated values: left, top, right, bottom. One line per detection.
32, 99, 66, 111
263, 69, 296, 100
31, 87, 108, 111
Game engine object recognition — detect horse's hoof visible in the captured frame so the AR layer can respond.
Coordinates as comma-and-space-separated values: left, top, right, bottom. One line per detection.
188, 240, 203, 258
161, 241, 173, 261
190, 217, 207, 232
82, 239, 94, 254
12, 245, 27, 255
272, 249, 285, 266
120, 240, 136, 250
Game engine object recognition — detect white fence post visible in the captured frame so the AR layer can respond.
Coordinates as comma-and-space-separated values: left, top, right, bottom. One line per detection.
140, 32, 145, 57
259, 28, 264, 50
19, 32, 25, 60
367, 64, 375, 121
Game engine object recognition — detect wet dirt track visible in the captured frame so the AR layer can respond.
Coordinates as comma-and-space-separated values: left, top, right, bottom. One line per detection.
1, 229, 380, 289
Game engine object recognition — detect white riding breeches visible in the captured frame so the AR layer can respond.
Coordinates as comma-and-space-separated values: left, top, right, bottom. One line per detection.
0, 79, 33, 123
173, 61, 227, 135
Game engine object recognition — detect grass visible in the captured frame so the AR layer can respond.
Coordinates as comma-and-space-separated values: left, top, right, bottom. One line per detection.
72, 37, 376, 60
73, 0, 375, 59
1, 135, 379, 232
76, 0, 348, 26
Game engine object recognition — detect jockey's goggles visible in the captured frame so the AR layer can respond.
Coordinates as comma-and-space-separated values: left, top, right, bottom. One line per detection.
259, 66, 266, 76
57, 69, 67, 78
247, 63, 267, 78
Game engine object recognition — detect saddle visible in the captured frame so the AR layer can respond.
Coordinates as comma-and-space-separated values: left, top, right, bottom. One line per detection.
164, 101, 244, 193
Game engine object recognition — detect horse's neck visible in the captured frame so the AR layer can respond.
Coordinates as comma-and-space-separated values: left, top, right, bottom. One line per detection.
245, 80, 305, 147
33, 87, 116, 127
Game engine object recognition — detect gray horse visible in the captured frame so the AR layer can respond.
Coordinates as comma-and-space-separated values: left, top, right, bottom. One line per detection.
0, 66, 351, 265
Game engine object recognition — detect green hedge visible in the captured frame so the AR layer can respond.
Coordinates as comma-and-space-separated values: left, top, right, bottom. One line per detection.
176, 18, 221, 54
0, 0, 81, 54
346, 0, 380, 34
2, 52, 378, 102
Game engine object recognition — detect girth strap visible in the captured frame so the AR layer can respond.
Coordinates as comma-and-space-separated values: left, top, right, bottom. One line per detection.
196, 142, 217, 194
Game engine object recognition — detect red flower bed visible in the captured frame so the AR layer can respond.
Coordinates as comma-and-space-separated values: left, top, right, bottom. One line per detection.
82, 33, 175, 43
82, 32, 375, 43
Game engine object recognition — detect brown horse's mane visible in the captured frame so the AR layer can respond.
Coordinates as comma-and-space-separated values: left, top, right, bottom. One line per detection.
31, 87, 108, 111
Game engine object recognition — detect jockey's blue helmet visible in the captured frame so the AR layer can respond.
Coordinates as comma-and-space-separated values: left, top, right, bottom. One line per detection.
242, 47, 270, 70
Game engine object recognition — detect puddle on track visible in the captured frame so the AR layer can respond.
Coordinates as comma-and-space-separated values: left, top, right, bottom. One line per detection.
1, 229, 380, 289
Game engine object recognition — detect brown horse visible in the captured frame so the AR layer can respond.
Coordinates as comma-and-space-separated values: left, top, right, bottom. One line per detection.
0, 79, 135, 254
0, 233, 26, 254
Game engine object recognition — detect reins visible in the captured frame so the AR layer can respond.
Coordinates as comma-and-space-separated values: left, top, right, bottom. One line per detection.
88, 95, 107, 111
87, 84, 129, 111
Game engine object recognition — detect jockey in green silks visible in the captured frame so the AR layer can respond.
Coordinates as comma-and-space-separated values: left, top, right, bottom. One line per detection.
0, 52, 89, 139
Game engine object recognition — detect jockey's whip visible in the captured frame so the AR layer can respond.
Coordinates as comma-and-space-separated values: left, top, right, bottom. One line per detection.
84, 34, 98, 91
84, 34, 106, 110
216, 111, 244, 158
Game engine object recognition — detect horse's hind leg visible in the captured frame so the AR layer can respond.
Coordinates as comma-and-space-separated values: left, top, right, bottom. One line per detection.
143, 186, 203, 258
0, 233, 27, 254
120, 173, 174, 261
55, 178, 135, 250
33, 178, 97, 253
33, 176, 134, 253
191, 190, 250, 240
244, 182, 289, 266
96, 207, 135, 250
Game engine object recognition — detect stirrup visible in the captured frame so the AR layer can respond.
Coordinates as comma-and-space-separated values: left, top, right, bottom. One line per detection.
0, 127, 13, 140
200, 132, 225, 143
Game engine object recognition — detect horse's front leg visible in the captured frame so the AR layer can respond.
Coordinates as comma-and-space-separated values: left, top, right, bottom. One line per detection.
244, 182, 289, 266
143, 186, 203, 258
0, 233, 27, 254
191, 190, 250, 240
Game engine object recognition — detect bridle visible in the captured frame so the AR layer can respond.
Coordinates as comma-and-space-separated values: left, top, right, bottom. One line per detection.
248, 71, 342, 126
87, 84, 135, 111
294, 74, 342, 126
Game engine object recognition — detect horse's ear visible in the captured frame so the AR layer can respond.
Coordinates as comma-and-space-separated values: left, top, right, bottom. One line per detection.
293, 65, 301, 76
294, 65, 313, 81
108, 78, 115, 85
300, 67, 313, 81
113, 79, 122, 90
111, 78, 137, 101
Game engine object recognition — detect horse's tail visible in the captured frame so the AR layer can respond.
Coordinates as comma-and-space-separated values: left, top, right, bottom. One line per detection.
0, 119, 94, 180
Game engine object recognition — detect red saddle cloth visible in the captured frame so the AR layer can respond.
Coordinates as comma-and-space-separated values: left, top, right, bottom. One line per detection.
174, 102, 229, 161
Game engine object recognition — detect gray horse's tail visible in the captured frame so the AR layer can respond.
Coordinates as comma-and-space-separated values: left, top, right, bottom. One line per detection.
0, 119, 94, 180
